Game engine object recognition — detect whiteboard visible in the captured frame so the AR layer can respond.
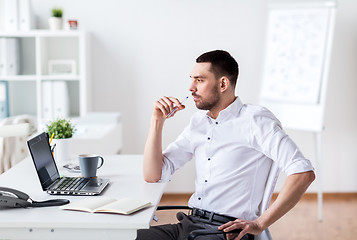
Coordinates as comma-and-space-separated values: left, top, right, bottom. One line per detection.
260, 2, 336, 132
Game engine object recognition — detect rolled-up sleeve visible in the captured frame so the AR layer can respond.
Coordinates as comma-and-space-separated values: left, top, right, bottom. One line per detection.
161, 125, 194, 182
250, 108, 314, 176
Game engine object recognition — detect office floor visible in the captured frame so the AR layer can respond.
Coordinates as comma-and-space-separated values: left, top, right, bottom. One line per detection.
154, 193, 357, 240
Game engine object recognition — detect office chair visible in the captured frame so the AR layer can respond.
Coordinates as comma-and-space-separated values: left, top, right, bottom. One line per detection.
0, 123, 32, 138
0, 115, 37, 173
156, 161, 280, 240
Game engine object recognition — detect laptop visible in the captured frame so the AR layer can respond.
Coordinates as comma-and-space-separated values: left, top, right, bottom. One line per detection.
27, 132, 109, 195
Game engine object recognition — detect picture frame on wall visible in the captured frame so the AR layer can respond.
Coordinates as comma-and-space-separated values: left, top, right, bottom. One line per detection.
48, 60, 76, 75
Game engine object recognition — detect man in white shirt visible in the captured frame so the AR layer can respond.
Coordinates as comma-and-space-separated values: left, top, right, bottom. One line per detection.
137, 50, 315, 240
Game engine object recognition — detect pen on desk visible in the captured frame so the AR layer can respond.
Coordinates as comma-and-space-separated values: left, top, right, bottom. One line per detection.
167, 96, 189, 118
49, 133, 54, 144
51, 143, 56, 152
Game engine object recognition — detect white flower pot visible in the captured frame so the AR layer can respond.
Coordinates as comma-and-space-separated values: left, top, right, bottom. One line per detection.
51, 138, 72, 165
48, 17, 63, 30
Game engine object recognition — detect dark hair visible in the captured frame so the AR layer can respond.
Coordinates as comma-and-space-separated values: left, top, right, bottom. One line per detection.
196, 50, 239, 88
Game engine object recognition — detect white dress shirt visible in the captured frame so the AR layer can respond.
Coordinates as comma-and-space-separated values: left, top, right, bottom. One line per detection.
161, 97, 314, 221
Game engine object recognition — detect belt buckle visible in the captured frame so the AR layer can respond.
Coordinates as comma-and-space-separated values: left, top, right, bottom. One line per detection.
197, 209, 205, 217
193, 208, 205, 218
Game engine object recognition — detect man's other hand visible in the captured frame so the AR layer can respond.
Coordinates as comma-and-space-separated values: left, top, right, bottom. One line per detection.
218, 219, 263, 240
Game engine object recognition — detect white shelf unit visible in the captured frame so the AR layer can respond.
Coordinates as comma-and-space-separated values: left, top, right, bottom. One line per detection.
0, 30, 89, 124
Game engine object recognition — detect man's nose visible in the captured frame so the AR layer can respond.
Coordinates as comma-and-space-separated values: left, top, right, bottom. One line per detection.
189, 81, 196, 92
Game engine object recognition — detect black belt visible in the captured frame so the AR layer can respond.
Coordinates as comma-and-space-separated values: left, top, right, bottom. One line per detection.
190, 208, 236, 223
190, 208, 255, 239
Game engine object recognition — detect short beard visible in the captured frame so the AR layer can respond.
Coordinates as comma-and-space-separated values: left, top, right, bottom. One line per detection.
194, 87, 220, 111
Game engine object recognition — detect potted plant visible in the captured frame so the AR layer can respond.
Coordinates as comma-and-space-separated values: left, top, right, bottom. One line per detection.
46, 118, 76, 164
48, 8, 63, 30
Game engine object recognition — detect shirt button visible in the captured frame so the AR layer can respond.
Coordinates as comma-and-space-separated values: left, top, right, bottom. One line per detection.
205, 180, 208, 182
216, 122, 218, 124
208, 158, 211, 161
198, 197, 201, 200
207, 137, 211, 140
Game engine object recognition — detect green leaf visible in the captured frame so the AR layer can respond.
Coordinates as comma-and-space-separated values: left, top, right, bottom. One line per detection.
51, 8, 63, 18
45, 117, 76, 139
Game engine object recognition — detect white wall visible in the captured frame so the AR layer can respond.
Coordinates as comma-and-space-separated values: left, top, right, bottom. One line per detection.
29, 0, 357, 193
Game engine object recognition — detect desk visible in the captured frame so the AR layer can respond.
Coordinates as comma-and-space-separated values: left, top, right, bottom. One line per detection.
0, 155, 166, 240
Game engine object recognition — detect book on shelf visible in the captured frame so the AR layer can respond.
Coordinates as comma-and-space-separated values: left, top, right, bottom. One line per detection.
60, 197, 152, 215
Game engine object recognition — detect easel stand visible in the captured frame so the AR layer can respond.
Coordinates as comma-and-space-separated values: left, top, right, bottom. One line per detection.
260, 1, 336, 222
314, 131, 323, 221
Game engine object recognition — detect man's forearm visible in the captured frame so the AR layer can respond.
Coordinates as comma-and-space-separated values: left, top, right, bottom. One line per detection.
143, 118, 165, 182
256, 171, 315, 230
218, 171, 315, 238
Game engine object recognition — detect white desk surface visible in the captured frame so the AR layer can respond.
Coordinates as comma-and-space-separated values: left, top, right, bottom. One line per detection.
0, 155, 166, 240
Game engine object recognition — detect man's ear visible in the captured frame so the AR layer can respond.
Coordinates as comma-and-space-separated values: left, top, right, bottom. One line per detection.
219, 77, 230, 92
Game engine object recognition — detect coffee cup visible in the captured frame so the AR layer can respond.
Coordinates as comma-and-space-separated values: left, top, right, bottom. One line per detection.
78, 154, 104, 178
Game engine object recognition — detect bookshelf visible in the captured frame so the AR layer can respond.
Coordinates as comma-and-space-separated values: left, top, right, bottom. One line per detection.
0, 30, 89, 124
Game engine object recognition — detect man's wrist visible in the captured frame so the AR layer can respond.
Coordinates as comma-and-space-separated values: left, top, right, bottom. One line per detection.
151, 117, 165, 129
255, 217, 268, 232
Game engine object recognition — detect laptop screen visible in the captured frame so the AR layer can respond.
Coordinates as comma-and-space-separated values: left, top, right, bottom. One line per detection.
27, 132, 60, 190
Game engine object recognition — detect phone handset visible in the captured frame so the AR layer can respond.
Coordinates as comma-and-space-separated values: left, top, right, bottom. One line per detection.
0, 187, 69, 208
0, 187, 30, 200
0, 187, 31, 208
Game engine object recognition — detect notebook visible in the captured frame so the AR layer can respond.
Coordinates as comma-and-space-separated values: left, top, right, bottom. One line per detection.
27, 132, 109, 196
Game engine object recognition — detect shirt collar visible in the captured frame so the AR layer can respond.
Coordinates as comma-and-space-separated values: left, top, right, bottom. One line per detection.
205, 96, 244, 123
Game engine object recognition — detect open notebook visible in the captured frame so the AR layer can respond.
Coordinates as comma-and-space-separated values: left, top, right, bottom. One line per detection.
60, 197, 152, 215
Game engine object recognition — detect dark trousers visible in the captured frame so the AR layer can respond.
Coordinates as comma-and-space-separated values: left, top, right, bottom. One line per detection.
136, 212, 252, 240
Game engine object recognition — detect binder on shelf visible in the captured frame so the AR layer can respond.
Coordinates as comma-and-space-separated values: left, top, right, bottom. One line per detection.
4, 0, 19, 32
0, 38, 20, 76
18, 0, 33, 31
41, 81, 53, 121
53, 81, 69, 119
0, 81, 9, 119
0, 39, 5, 76
5, 38, 20, 75
41, 81, 69, 121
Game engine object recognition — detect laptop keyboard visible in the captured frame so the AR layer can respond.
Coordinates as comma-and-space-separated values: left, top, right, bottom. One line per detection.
54, 177, 90, 191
